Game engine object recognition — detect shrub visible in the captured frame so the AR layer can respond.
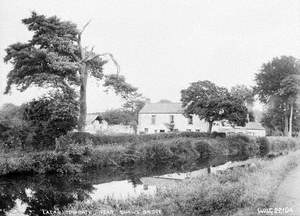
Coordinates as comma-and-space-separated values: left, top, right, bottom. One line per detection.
141, 142, 174, 165
0, 129, 23, 151
0, 121, 31, 151
31, 152, 81, 174
256, 137, 270, 156
22, 90, 78, 149
267, 137, 300, 152
194, 140, 213, 159
226, 134, 258, 157
67, 144, 93, 164
210, 131, 226, 138
55, 133, 78, 152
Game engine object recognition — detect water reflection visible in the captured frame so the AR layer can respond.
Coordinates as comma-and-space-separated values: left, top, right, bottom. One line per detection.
0, 155, 248, 216
1, 174, 94, 216
89, 180, 156, 201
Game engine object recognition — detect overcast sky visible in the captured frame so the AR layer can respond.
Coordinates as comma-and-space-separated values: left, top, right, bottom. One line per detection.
0, 0, 299, 112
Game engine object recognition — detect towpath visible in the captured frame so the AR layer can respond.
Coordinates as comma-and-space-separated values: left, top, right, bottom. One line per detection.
273, 163, 300, 216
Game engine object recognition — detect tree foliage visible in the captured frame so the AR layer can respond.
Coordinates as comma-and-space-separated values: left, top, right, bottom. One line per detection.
122, 96, 148, 113
0, 104, 28, 148
121, 96, 149, 133
0, 90, 78, 149
230, 85, 254, 106
103, 74, 138, 99
100, 109, 135, 125
22, 90, 79, 148
181, 80, 248, 133
230, 85, 255, 121
4, 12, 80, 93
255, 56, 299, 104
261, 99, 300, 136
0, 103, 25, 128
255, 56, 300, 136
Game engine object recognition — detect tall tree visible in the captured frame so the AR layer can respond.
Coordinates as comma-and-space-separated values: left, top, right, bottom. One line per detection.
261, 100, 300, 136
3, 12, 137, 131
255, 56, 300, 136
181, 80, 248, 133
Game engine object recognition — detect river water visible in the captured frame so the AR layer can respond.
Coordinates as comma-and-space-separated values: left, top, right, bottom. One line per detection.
0, 155, 247, 216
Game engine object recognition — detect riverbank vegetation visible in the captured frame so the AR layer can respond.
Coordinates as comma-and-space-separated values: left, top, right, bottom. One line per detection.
53, 146, 300, 216
1, 132, 299, 176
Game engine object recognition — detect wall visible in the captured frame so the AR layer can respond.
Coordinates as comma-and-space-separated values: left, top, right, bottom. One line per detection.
138, 113, 209, 134
216, 126, 266, 137
85, 121, 135, 134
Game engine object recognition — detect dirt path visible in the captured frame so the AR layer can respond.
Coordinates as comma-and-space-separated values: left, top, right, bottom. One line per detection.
273, 163, 300, 216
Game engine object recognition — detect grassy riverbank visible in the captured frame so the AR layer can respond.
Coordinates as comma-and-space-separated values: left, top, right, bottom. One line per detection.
54, 146, 300, 216
0, 133, 299, 176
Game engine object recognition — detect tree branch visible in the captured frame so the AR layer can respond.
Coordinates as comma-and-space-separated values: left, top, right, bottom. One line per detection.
85, 52, 120, 75
70, 51, 80, 62
77, 20, 91, 60
79, 20, 91, 35
88, 53, 120, 75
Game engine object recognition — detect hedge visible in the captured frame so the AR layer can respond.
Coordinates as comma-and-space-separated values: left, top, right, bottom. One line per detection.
69, 131, 210, 145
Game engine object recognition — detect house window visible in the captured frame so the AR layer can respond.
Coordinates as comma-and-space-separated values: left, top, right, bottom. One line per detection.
186, 129, 192, 132
196, 129, 200, 132
144, 128, 149, 133
170, 115, 174, 124
188, 116, 193, 125
160, 130, 165, 133
151, 115, 156, 125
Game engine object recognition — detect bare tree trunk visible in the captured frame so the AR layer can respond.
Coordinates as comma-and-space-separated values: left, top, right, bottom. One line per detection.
78, 63, 88, 132
288, 103, 293, 137
284, 103, 289, 136
207, 121, 213, 134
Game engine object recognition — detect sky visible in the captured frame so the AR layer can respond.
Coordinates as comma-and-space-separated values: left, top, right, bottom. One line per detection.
0, 0, 299, 112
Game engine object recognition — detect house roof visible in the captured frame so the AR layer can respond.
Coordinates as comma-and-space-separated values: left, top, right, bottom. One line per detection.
86, 113, 100, 124
245, 122, 265, 130
139, 102, 184, 114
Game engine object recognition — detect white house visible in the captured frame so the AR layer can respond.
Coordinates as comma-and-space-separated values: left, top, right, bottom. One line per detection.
138, 102, 266, 136
137, 102, 209, 134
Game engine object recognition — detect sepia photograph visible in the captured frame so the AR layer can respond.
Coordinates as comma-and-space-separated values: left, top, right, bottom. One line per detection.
0, 0, 299, 215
